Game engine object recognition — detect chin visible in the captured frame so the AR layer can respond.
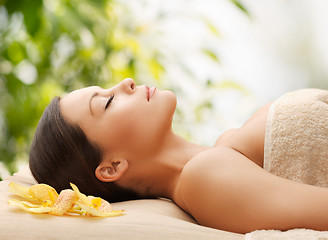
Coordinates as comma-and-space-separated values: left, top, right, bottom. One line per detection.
151, 89, 177, 128
162, 90, 177, 113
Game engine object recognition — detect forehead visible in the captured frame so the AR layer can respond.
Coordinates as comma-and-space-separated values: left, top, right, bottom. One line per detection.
65, 86, 99, 99
61, 86, 102, 107
60, 86, 99, 124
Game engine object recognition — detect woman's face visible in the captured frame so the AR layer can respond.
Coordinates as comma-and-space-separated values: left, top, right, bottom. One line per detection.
60, 78, 177, 159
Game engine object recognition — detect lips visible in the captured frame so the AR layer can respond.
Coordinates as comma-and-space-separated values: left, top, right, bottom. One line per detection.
145, 86, 156, 101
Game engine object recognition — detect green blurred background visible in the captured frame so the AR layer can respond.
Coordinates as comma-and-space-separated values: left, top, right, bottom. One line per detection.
1, 0, 328, 180
0, 0, 249, 179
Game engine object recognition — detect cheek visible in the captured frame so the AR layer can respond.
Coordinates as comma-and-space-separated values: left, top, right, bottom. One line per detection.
107, 92, 176, 148
132, 94, 176, 141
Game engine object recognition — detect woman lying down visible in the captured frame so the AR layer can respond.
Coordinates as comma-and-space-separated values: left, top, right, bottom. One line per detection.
29, 78, 328, 234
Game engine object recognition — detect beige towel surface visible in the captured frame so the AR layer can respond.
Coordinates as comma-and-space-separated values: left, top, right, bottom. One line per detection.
264, 88, 328, 187
250, 90, 328, 239
245, 229, 328, 240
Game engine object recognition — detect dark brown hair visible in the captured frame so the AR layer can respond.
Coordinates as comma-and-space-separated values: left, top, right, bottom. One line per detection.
29, 97, 140, 202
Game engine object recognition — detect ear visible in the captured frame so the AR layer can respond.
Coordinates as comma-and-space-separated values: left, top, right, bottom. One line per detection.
95, 159, 129, 182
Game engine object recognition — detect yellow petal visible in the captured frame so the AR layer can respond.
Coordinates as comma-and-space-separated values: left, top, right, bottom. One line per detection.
75, 201, 124, 217
29, 184, 58, 204
50, 189, 78, 216
98, 198, 113, 212
91, 197, 102, 208
66, 205, 85, 215
67, 208, 85, 215
8, 199, 52, 213
8, 182, 35, 201
14, 200, 43, 208
48, 189, 57, 203
70, 183, 92, 206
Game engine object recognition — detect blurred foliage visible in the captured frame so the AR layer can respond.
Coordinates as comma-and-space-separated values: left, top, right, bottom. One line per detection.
230, 0, 249, 16
0, 0, 248, 180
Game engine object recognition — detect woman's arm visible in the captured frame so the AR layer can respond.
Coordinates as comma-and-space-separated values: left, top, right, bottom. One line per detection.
179, 147, 328, 234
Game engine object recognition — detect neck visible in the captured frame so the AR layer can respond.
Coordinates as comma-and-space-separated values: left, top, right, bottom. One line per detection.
131, 131, 208, 200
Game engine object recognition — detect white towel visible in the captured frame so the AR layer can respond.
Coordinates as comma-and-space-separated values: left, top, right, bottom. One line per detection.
245, 229, 328, 240
264, 88, 328, 187
248, 89, 328, 240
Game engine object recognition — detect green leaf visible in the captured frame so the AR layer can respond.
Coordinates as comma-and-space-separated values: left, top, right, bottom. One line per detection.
230, 0, 249, 16
202, 48, 220, 63
4, 0, 43, 36
201, 17, 221, 37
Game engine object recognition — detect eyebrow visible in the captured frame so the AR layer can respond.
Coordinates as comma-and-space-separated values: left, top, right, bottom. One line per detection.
89, 92, 98, 116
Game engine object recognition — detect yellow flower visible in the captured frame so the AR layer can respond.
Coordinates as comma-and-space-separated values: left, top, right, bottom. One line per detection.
8, 182, 125, 217
70, 183, 123, 217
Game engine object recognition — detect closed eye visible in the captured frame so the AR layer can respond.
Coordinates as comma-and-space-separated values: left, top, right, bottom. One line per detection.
104, 95, 114, 110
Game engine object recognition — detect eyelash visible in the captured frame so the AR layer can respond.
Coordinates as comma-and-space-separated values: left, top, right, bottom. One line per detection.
104, 95, 114, 110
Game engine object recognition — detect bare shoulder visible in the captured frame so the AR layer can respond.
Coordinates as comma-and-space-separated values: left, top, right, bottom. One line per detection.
177, 146, 328, 233
177, 147, 262, 232
180, 147, 261, 188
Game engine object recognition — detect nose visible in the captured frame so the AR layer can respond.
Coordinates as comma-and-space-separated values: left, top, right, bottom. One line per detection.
118, 78, 136, 94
